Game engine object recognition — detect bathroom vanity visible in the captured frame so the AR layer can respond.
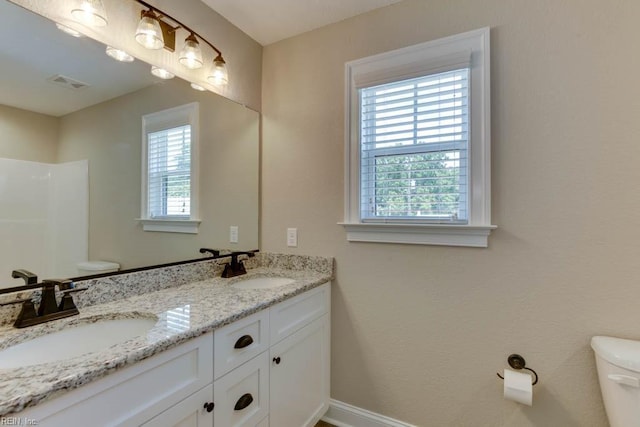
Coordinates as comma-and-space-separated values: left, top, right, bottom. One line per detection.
0, 254, 332, 427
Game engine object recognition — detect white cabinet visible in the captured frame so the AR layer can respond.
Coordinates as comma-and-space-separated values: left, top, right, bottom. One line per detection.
213, 283, 331, 427
268, 283, 331, 426
20, 333, 214, 427
14, 283, 330, 427
213, 352, 269, 426
270, 283, 330, 344
214, 310, 269, 380
142, 385, 214, 427
269, 314, 330, 427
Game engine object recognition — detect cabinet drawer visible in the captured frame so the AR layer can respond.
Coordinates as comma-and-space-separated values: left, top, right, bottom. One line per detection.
214, 310, 269, 379
270, 283, 330, 344
214, 352, 269, 427
21, 333, 213, 427
141, 384, 213, 427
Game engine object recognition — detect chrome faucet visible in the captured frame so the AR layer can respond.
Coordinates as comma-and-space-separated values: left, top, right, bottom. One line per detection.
0, 271, 84, 328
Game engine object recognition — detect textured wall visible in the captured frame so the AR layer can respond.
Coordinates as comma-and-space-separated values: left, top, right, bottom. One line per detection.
0, 105, 58, 163
58, 78, 259, 270
261, 0, 640, 425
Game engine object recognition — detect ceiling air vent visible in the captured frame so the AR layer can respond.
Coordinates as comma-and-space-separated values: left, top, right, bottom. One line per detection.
47, 74, 90, 90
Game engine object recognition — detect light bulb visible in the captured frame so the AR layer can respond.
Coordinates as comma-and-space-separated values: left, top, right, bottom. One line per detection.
135, 10, 164, 50
191, 83, 206, 91
70, 0, 108, 27
179, 34, 204, 70
207, 55, 228, 86
56, 23, 83, 38
151, 66, 174, 80
105, 46, 134, 62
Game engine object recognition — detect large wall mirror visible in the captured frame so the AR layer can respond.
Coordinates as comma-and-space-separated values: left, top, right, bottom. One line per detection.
0, 0, 259, 287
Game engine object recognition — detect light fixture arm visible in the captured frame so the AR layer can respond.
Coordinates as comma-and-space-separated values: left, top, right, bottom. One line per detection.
133, 0, 223, 58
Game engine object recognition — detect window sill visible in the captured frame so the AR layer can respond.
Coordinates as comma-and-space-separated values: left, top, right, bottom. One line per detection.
137, 218, 201, 234
339, 222, 496, 247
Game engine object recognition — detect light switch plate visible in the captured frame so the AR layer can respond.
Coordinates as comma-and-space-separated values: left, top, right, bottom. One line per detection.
287, 228, 297, 247
230, 226, 238, 243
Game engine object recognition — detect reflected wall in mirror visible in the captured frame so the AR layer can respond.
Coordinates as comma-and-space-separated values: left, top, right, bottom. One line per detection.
0, 0, 259, 287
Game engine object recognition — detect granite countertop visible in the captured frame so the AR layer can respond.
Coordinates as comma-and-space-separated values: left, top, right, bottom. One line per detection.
0, 263, 332, 416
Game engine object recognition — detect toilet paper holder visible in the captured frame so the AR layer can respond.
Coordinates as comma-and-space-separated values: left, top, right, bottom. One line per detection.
496, 354, 538, 386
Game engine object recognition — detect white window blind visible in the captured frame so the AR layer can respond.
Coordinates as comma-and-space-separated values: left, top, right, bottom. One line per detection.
360, 68, 469, 223
147, 124, 192, 218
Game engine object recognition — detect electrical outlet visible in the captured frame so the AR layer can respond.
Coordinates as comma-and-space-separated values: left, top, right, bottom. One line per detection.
230, 226, 238, 243
287, 228, 298, 247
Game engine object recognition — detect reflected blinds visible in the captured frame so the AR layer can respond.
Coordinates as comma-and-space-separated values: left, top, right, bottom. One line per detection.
147, 125, 191, 218
360, 68, 469, 222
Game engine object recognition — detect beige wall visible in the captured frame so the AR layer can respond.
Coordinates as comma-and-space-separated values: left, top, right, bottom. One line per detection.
0, 104, 58, 163
58, 78, 259, 269
262, 0, 640, 425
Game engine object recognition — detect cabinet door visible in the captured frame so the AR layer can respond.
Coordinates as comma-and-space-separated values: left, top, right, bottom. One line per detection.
270, 283, 330, 345
270, 314, 330, 427
141, 385, 214, 427
19, 333, 214, 427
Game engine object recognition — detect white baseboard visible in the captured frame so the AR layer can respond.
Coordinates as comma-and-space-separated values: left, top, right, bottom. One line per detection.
321, 399, 416, 427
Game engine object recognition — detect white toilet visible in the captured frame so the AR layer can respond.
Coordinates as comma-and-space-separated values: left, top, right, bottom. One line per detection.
591, 336, 640, 427
76, 261, 120, 276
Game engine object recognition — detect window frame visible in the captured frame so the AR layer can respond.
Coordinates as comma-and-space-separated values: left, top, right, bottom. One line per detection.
139, 102, 201, 234
341, 27, 495, 247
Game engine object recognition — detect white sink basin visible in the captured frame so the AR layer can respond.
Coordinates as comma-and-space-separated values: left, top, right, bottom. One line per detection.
0, 316, 158, 369
232, 276, 295, 290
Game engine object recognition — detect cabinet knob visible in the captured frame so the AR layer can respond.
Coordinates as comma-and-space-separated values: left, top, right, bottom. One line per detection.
273, 356, 281, 365
234, 393, 254, 411
203, 402, 214, 412
234, 334, 254, 349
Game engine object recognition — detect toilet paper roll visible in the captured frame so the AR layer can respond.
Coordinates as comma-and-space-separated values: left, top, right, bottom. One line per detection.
503, 369, 533, 406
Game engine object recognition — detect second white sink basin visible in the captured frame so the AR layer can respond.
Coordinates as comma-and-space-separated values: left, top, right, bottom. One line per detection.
0, 316, 158, 369
232, 276, 295, 290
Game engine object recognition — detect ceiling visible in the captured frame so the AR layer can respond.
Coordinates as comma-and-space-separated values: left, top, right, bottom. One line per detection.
0, 0, 159, 117
1, 0, 403, 116
201, 0, 404, 45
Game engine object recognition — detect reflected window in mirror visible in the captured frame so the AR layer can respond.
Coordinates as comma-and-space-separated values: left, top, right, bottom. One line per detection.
139, 102, 201, 233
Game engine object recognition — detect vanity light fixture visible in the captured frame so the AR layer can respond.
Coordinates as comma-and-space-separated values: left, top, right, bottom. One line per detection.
208, 55, 228, 86
151, 66, 175, 80
56, 23, 84, 38
135, 9, 165, 50
179, 33, 204, 69
69, 0, 229, 86
70, 0, 108, 27
132, 0, 228, 85
106, 46, 135, 62
190, 83, 207, 91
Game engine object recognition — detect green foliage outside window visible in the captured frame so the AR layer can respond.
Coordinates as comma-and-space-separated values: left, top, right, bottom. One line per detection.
373, 151, 460, 218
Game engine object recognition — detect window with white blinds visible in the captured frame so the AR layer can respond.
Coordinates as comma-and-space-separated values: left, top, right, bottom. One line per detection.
360, 69, 469, 222
140, 102, 200, 233
343, 28, 494, 247
147, 125, 192, 218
